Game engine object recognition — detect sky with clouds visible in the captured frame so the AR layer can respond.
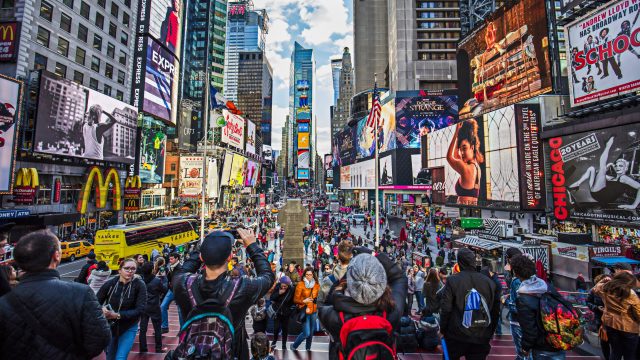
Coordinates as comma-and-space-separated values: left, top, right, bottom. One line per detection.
253, 0, 354, 156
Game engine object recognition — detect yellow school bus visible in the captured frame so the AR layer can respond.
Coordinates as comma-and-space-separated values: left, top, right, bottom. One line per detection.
95, 219, 199, 270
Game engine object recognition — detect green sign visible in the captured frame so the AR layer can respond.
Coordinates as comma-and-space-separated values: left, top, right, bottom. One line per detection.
460, 217, 484, 229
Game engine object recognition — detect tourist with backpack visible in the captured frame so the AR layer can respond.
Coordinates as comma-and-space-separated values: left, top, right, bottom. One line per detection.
510, 255, 577, 360
250, 298, 268, 333
171, 229, 274, 360
439, 248, 499, 360
503, 247, 527, 360
318, 249, 408, 359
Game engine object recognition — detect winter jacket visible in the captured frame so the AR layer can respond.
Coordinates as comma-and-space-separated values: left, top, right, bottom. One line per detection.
586, 288, 605, 329
75, 259, 97, 284
407, 275, 416, 295
594, 283, 640, 334
269, 284, 295, 317
142, 275, 168, 315
398, 316, 419, 352
422, 281, 441, 314
87, 269, 111, 294
166, 262, 182, 289
285, 269, 300, 285
174, 243, 275, 360
317, 262, 348, 305
0, 269, 111, 359
439, 268, 499, 344
415, 270, 426, 291
294, 280, 320, 314
96, 277, 147, 337
318, 252, 408, 359
515, 276, 563, 353
506, 276, 522, 322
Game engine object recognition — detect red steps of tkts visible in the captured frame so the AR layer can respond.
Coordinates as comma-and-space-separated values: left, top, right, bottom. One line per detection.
94, 305, 600, 359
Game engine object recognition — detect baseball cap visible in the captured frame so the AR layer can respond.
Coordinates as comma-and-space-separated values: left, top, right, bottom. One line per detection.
200, 231, 234, 266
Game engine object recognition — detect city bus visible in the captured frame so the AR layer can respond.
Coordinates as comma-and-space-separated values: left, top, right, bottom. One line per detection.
95, 219, 199, 270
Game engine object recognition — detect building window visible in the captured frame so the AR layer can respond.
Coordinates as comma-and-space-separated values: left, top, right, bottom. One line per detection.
36, 26, 50, 47
120, 31, 128, 46
119, 50, 127, 65
124, 0, 130, 7
103, 84, 112, 96
123, 13, 130, 27
62, 0, 73, 8
89, 78, 98, 90
111, 2, 119, 17
40, 1, 53, 21
34, 53, 48, 70
95, 12, 104, 29
116, 90, 124, 101
93, 34, 102, 51
109, 22, 117, 38
73, 70, 84, 84
117, 70, 125, 85
57, 37, 70, 56
75, 47, 86, 65
54, 62, 67, 78
91, 55, 100, 72
97, 0, 105, 8
107, 43, 115, 58
80, 1, 90, 19
78, 24, 88, 42
105, 63, 113, 78
60, 13, 72, 32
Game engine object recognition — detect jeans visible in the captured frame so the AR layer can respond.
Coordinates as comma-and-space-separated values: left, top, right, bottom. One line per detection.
139, 313, 162, 351
407, 292, 415, 314
415, 291, 425, 310
606, 326, 639, 360
495, 305, 503, 336
160, 290, 184, 329
106, 323, 138, 360
272, 314, 290, 347
292, 312, 317, 350
510, 323, 531, 360
532, 350, 566, 360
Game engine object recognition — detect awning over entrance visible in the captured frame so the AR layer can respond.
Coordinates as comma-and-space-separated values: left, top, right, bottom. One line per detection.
591, 256, 640, 266
455, 236, 502, 251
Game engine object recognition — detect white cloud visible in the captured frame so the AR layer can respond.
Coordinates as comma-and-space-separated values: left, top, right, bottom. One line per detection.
299, 0, 351, 46
269, 104, 289, 150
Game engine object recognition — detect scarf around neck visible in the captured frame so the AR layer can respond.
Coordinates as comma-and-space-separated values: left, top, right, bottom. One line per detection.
304, 278, 315, 289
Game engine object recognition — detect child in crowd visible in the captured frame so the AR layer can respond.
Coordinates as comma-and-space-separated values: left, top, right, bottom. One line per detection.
250, 332, 275, 360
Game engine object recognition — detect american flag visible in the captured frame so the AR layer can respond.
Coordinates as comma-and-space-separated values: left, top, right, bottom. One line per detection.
366, 83, 381, 128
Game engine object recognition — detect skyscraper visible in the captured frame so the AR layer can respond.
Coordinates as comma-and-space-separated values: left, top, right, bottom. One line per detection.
354, 0, 389, 92
237, 50, 273, 145
281, 115, 291, 179
289, 42, 315, 182
223, 1, 268, 101
332, 47, 354, 137
331, 58, 342, 105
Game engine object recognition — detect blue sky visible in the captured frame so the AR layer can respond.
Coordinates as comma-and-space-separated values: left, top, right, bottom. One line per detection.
253, 0, 354, 155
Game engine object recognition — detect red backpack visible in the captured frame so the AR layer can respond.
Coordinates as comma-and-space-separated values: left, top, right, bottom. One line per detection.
338, 311, 397, 360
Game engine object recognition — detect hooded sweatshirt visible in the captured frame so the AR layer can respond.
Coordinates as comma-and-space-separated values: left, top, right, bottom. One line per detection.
515, 276, 561, 353
87, 269, 111, 294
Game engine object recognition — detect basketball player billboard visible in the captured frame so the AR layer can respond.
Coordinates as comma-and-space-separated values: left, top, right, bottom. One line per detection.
34, 72, 137, 164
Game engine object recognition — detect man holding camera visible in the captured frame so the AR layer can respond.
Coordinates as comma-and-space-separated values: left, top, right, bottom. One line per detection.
173, 228, 275, 360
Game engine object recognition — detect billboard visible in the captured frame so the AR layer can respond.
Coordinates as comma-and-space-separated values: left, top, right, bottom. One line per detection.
514, 104, 546, 210
262, 145, 273, 161
142, 37, 180, 124
136, 0, 183, 57
179, 156, 203, 198
34, 72, 137, 164
297, 132, 310, 149
230, 153, 246, 186
379, 155, 393, 186
379, 100, 397, 152
565, 0, 640, 107
297, 149, 310, 169
458, 0, 552, 119
246, 120, 256, 154
356, 116, 375, 159
411, 154, 427, 185
340, 165, 351, 188
0, 22, 19, 62
138, 118, 166, 184
324, 154, 334, 181
298, 123, 309, 133
338, 127, 356, 165
244, 160, 260, 187
206, 157, 219, 199
297, 169, 310, 180
395, 90, 458, 147
548, 122, 640, 223
220, 151, 234, 186
347, 159, 376, 189
0, 75, 21, 194
296, 80, 311, 121
221, 109, 245, 149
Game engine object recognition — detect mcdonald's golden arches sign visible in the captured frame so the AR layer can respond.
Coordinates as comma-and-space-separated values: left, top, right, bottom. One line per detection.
77, 166, 122, 214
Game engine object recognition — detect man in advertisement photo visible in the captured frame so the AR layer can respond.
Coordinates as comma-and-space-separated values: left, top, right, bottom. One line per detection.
161, 0, 181, 53
82, 105, 117, 160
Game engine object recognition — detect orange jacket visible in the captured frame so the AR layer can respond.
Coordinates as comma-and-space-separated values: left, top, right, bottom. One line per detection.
294, 280, 320, 314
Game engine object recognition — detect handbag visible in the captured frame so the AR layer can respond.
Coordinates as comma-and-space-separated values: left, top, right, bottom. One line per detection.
598, 325, 608, 342
294, 307, 307, 324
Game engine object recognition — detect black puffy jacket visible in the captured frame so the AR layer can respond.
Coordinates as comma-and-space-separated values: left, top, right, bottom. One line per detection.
174, 243, 275, 360
269, 284, 295, 317
439, 268, 499, 344
96, 276, 147, 337
142, 275, 168, 315
0, 269, 111, 359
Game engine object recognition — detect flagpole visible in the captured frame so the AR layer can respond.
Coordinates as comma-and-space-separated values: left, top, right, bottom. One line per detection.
374, 73, 380, 248
201, 77, 210, 241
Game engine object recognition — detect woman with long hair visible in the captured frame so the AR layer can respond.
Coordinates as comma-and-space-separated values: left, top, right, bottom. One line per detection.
0, 264, 17, 296
422, 268, 441, 316
594, 271, 640, 360
447, 119, 484, 206
291, 266, 320, 351
407, 267, 416, 313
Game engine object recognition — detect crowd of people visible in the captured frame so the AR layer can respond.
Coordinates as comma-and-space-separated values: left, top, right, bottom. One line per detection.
0, 207, 639, 360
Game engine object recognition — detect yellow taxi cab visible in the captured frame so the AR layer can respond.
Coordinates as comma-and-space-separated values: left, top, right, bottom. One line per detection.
60, 240, 94, 261
271, 209, 279, 214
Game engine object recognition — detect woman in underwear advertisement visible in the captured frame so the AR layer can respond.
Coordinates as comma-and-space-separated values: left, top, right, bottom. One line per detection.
447, 119, 484, 206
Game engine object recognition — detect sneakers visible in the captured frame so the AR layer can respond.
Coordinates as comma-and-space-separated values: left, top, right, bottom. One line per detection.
161, 327, 169, 334
289, 344, 297, 351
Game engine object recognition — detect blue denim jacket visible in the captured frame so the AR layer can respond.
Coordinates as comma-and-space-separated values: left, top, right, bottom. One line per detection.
507, 277, 522, 320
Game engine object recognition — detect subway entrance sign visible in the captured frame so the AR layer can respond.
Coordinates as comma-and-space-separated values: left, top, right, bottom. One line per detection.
460, 217, 484, 230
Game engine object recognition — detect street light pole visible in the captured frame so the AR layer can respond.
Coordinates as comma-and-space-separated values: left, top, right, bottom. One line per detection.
374, 73, 380, 248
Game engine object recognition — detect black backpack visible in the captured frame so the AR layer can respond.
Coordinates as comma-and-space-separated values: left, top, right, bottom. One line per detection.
166, 275, 240, 360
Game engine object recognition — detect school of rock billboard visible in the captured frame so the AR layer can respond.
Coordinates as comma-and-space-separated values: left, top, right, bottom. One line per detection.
565, 0, 640, 107
458, 0, 552, 119
0, 75, 21, 193
395, 90, 458, 148
548, 122, 640, 223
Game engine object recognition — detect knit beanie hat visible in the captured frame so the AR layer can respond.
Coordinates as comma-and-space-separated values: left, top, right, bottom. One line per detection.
279, 275, 292, 286
346, 253, 387, 305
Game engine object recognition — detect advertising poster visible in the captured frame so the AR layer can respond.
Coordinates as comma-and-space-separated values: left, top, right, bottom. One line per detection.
551, 242, 589, 261
141, 36, 180, 125
379, 155, 393, 185
431, 167, 446, 204
206, 157, 219, 199
0, 22, 19, 62
548, 123, 640, 223
356, 116, 375, 159
178, 101, 201, 150
136, 0, 183, 57
297, 149, 310, 169
379, 100, 397, 152
138, 118, 166, 184
565, 0, 640, 107
411, 154, 428, 185
298, 132, 310, 149
395, 90, 458, 148
297, 169, 310, 180
221, 109, 245, 149
338, 127, 356, 165
179, 156, 203, 198
230, 154, 247, 186
246, 120, 256, 154
244, 160, 260, 187
458, 0, 552, 119
514, 104, 546, 210
340, 165, 351, 189
0, 75, 21, 193
298, 123, 309, 133
296, 80, 311, 121
324, 154, 333, 171
220, 152, 234, 186
332, 135, 342, 167
34, 72, 137, 164
262, 145, 273, 161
